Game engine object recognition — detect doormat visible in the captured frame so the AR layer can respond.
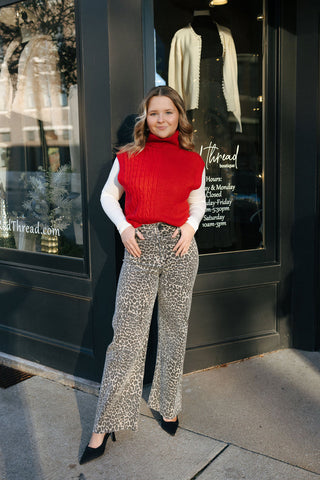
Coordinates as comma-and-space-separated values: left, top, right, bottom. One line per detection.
0, 364, 34, 388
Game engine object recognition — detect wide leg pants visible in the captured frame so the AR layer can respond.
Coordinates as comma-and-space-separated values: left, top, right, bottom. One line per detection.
93, 223, 199, 433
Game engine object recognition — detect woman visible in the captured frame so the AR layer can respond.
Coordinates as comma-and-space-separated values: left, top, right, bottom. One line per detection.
80, 86, 206, 465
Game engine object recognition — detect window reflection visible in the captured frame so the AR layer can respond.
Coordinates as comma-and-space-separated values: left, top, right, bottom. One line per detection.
0, 0, 83, 257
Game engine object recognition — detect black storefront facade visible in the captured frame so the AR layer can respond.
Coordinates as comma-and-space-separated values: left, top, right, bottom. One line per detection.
0, 0, 318, 385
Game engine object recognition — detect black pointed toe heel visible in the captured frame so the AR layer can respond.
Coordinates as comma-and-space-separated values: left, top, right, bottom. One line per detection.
160, 417, 179, 436
79, 432, 116, 465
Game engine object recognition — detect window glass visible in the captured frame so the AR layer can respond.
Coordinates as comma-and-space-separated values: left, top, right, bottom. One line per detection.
154, 0, 264, 254
0, 0, 83, 258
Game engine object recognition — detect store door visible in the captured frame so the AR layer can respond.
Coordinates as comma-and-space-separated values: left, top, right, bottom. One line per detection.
105, 0, 298, 375
294, 0, 320, 351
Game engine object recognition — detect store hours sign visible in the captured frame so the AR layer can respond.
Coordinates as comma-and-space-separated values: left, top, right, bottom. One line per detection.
195, 142, 239, 252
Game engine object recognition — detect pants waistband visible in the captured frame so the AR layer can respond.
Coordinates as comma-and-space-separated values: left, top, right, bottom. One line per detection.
137, 223, 179, 233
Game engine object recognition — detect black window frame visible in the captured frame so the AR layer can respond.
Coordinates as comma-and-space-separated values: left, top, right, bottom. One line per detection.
143, 0, 279, 273
0, 0, 89, 276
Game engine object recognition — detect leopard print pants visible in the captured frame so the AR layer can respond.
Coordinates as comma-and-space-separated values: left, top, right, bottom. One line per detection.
93, 223, 199, 433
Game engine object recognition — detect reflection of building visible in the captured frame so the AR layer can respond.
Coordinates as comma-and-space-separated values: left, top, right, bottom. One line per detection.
0, 0, 319, 391
0, 108, 73, 149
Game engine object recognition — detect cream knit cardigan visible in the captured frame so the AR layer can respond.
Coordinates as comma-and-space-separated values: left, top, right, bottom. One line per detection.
168, 23, 242, 133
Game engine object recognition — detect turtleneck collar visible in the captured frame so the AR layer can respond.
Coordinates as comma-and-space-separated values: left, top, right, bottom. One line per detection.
147, 130, 180, 147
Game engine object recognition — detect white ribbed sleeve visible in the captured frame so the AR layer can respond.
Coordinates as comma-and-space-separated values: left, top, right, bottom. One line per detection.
100, 159, 132, 235
187, 168, 206, 231
100, 158, 206, 234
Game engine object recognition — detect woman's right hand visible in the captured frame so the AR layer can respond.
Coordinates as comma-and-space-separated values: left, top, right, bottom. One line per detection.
121, 226, 144, 258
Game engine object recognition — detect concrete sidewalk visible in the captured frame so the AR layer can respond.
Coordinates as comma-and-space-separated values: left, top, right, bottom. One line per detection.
1, 348, 320, 480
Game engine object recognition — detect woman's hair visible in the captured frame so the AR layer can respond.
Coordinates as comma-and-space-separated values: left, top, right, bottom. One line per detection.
119, 86, 194, 156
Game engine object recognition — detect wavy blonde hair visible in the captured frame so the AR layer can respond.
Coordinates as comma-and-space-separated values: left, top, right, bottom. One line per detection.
119, 86, 194, 156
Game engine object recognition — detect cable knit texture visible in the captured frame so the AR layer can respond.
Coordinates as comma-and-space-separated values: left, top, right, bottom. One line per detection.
117, 131, 204, 228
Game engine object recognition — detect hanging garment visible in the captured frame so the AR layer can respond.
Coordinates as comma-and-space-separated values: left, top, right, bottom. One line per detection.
168, 23, 242, 133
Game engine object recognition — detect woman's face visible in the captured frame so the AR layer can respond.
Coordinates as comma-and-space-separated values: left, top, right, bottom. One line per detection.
146, 96, 179, 138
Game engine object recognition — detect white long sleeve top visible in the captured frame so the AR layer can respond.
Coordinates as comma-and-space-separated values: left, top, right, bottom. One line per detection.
100, 158, 206, 235
168, 23, 242, 133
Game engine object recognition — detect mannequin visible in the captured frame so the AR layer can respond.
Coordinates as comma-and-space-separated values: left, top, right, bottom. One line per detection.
192, 10, 220, 59
168, 9, 241, 251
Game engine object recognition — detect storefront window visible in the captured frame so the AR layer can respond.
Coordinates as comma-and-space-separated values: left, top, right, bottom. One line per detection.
154, 0, 264, 254
0, 0, 83, 258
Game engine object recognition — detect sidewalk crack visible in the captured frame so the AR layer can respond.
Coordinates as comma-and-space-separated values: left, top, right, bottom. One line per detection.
189, 444, 230, 480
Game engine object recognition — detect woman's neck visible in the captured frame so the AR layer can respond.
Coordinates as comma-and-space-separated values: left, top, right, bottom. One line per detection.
193, 10, 211, 17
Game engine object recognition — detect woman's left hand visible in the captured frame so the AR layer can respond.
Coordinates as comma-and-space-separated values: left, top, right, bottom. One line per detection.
172, 223, 195, 257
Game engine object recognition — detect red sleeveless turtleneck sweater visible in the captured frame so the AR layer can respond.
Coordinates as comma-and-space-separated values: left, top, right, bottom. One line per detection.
117, 131, 204, 228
